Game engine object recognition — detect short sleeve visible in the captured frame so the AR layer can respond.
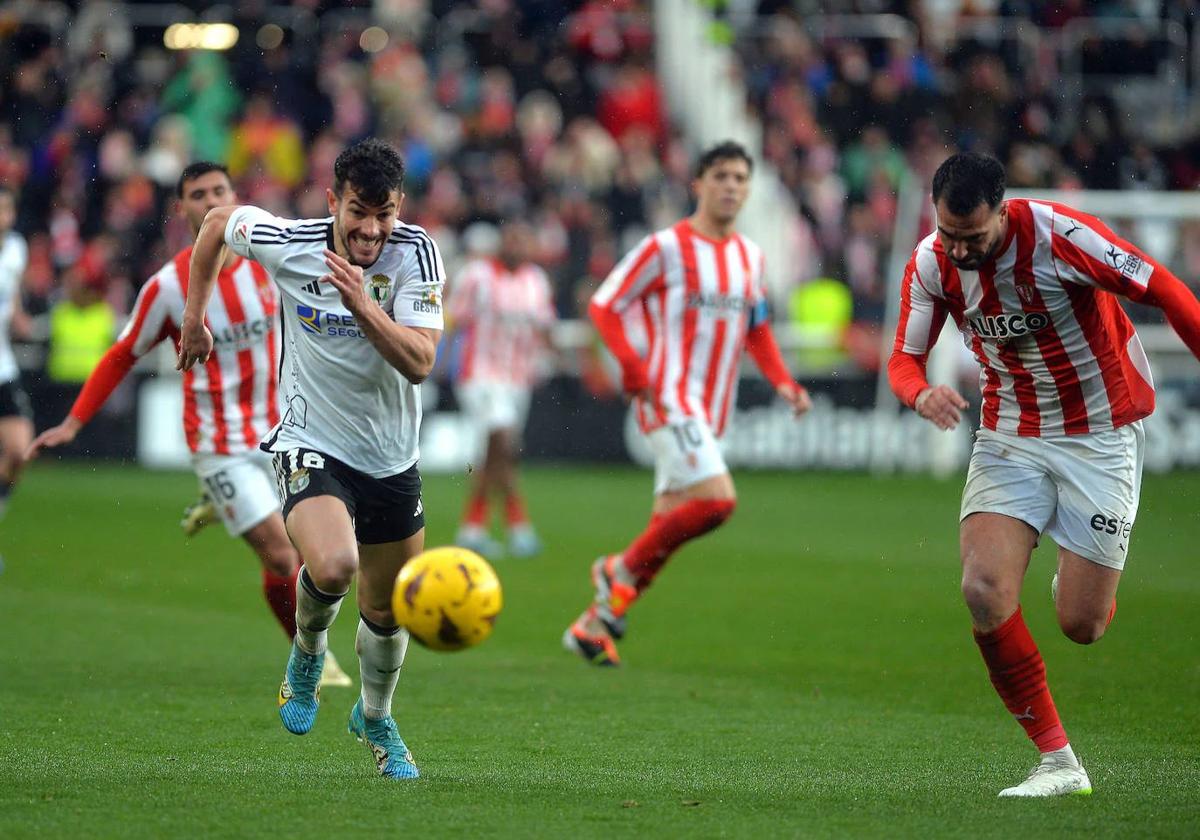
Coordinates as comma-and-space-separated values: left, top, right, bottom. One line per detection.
392, 235, 446, 330
225, 205, 312, 275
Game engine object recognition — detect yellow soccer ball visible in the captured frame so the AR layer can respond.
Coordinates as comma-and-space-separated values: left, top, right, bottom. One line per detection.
392, 546, 503, 651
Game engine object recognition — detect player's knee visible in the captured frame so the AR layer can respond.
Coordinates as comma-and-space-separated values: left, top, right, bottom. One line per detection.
1059, 614, 1106, 645
708, 498, 736, 528
303, 547, 358, 592
960, 572, 1016, 617
359, 603, 397, 630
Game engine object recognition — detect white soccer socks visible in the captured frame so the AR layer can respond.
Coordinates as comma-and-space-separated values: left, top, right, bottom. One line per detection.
295, 567, 346, 656
356, 615, 409, 720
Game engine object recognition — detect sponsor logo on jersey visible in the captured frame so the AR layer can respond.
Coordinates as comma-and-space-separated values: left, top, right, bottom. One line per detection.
412, 289, 441, 315
369, 273, 392, 303
968, 311, 1052, 341
211, 317, 273, 349
296, 305, 366, 338
297, 305, 323, 334
686, 291, 751, 314
1104, 245, 1154, 286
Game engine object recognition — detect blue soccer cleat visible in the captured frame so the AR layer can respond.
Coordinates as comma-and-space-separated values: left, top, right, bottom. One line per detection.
278, 639, 324, 735
347, 698, 420, 780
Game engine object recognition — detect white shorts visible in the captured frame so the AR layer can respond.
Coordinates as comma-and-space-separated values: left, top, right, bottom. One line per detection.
647, 417, 729, 495
960, 422, 1145, 571
456, 380, 531, 451
192, 450, 282, 537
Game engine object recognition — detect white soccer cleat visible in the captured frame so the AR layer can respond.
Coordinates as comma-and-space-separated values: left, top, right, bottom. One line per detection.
320, 650, 353, 688
998, 749, 1092, 798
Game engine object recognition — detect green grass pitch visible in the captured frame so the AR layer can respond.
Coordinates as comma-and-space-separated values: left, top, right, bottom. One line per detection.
1, 463, 1197, 838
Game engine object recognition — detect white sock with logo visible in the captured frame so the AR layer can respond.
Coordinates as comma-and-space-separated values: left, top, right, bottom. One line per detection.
356, 615, 409, 720
295, 567, 346, 656
1043, 743, 1079, 767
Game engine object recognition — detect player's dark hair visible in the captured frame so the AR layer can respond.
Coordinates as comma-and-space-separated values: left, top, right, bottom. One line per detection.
931, 152, 1007, 216
176, 162, 231, 198
333, 139, 406, 207
694, 140, 754, 179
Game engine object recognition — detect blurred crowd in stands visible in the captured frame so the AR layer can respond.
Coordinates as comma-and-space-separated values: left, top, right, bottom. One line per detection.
2, 0, 1200, 390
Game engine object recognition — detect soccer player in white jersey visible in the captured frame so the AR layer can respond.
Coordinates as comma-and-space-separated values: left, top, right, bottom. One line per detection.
563, 141, 812, 666
0, 186, 33, 523
889, 152, 1200, 797
448, 220, 556, 559
177, 139, 444, 781
26, 163, 351, 688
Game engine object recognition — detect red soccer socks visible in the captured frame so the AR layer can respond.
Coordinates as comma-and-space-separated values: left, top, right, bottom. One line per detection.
620, 498, 736, 588
974, 607, 1069, 753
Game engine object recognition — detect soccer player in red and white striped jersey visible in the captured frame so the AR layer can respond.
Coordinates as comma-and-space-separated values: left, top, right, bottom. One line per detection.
889, 152, 1200, 797
448, 220, 555, 558
26, 163, 350, 686
564, 141, 812, 666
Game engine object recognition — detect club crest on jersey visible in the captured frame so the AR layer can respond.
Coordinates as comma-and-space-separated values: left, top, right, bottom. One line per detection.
368, 274, 392, 303
968, 311, 1051, 342
233, 221, 250, 244
287, 467, 310, 495
1016, 284, 1035, 304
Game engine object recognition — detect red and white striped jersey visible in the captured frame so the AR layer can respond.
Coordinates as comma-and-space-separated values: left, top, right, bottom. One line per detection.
891, 198, 1200, 437
591, 220, 768, 436
118, 248, 280, 454
448, 258, 555, 388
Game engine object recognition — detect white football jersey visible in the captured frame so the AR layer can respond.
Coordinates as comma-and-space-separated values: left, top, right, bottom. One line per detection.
0, 231, 28, 384
224, 206, 445, 478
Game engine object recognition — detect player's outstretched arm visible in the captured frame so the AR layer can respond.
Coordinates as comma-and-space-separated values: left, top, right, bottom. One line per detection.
322, 249, 440, 382
25, 416, 82, 460
177, 205, 235, 371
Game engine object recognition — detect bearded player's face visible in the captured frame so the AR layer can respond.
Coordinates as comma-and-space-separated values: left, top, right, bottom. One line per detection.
935, 199, 1008, 271
329, 184, 403, 267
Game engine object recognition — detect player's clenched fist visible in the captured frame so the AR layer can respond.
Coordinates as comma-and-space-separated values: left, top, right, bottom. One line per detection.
915, 384, 968, 431
176, 318, 214, 371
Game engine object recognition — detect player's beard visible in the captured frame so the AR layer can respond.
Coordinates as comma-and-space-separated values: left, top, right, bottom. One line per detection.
336, 223, 384, 267
949, 236, 1001, 271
